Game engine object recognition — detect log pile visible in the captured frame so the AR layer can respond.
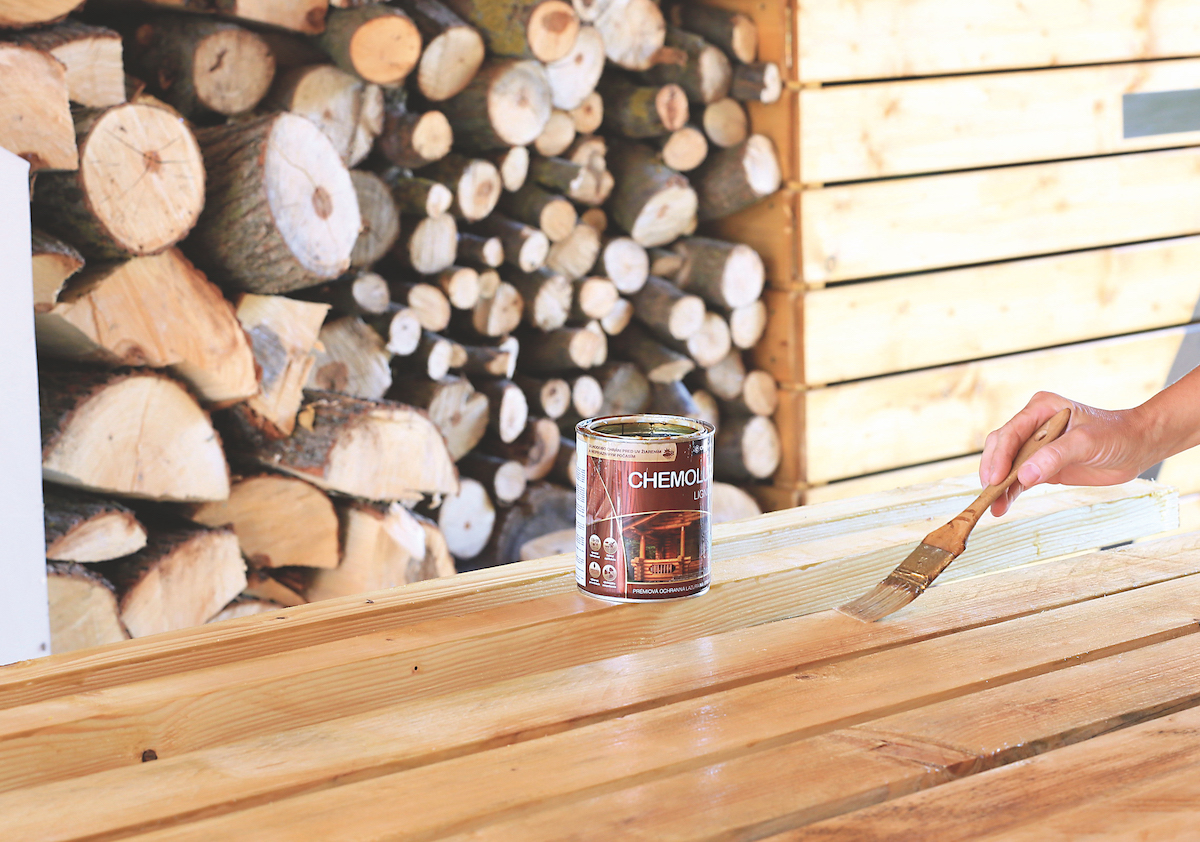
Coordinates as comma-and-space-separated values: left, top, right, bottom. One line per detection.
8, 0, 783, 650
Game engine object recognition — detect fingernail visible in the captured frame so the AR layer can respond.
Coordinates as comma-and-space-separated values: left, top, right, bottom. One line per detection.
1022, 465, 1042, 486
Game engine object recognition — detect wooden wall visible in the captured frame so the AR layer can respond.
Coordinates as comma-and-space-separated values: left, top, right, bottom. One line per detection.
711, 0, 1200, 507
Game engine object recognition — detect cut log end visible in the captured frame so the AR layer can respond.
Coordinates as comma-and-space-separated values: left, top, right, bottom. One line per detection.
703, 98, 748, 149
660, 126, 708, 172
526, 0, 582, 63
47, 562, 129, 655
418, 25, 486, 101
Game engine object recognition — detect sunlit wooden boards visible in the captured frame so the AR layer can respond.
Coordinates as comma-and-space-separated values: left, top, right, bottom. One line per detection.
797, 0, 1200, 83
800, 58, 1200, 183
803, 324, 1200, 484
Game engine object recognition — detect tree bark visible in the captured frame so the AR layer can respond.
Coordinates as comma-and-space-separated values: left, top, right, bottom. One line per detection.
35, 249, 259, 405
457, 232, 504, 268
474, 377, 530, 443
472, 214, 548, 271
597, 76, 687, 138
399, 329, 455, 379
440, 58, 551, 148
545, 23, 604, 110
303, 270, 391, 317
692, 134, 781, 221
519, 324, 606, 371
612, 323, 693, 382
236, 293, 330, 438
392, 213, 459, 275
644, 25, 732, 105
420, 153, 502, 221
41, 366, 231, 501
243, 568, 307, 607
191, 113, 360, 293
441, 0, 579, 63
667, 2, 757, 64
730, 61, 781, 105
267, 64, 384, 166
30, 228, 83, 313
471, 481, 573, 568
126, 16, 276, 118
606, 142, 697, 247
514, 373, 570, 419
349, 171, 401, 267
93, 525, 246, 638
462, 335, 519, 378
673, 236, 765, 310
46, 561, 129, 654
388, 375, 488, 460
714, 414, 780, 481
134, 0, 328, 34
307, 316, 393, 399
649, 379, 701, 418
457, 452, 527, 505
0, 43, 77, 173
185, 474, 340, 569
377, 101, 453, 168
221, 390, 459, 500
317, 4, 422, 86
386, 174, 453, 216
631, 275, 706, 341
34, 98, 206, 258
394, 0, 485, 101
8, 19, 124, 107
498, 182, 577, 242
43, 487, 147, 563
482, 416, 560, 480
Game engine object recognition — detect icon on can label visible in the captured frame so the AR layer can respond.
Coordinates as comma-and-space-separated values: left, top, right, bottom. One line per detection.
575, 414, 714, 602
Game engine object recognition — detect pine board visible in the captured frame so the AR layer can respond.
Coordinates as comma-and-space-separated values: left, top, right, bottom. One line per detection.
802, 148, 1200, 283
801, 59, 1200, 183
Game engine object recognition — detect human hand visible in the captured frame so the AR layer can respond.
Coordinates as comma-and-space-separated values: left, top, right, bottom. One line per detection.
978, 391, 1152, 517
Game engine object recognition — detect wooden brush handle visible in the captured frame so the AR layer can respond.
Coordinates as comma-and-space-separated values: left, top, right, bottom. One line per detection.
925, 407, 1071, 555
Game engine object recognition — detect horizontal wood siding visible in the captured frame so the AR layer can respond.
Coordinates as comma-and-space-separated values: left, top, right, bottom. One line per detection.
800, 59, 1200, 183
798, 0, 1200, 83
802, 148, 1200, 283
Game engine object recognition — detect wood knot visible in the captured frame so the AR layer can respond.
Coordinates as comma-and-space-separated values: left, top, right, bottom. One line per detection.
312, 186, 333, 219
143, 150, 162, 175
141, 749, 158, 762
543, 11, 574, 34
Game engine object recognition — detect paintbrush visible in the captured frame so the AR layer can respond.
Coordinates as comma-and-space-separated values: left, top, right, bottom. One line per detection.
838, 407, 1072, 623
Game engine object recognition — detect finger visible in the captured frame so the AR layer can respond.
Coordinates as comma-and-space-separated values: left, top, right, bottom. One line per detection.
1016, 426, 1094, 487
986, 404, 1060, 485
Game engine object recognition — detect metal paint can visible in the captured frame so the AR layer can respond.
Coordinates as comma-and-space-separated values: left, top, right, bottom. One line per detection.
575, 414, 715, 602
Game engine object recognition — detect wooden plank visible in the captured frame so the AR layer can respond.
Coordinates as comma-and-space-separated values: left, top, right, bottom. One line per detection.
803, 461, 981, 506
797, 0, 1200, 84
801, 148, 1200, 283
805, 237, 1200, 385
704, 188, 799, 289
754, 288, 804, 384
14, 536, 1199, 842
772, 384, 804, 486
99, 565, 1200, 842
695, 0, 792, 79
801, 59, 1200, 183
15, 536, 1200, 842
777, 705, 1200, 840
425, 632, 1200, 842
0, 475, 1007, 709
806, 324, 1200, 483
0, 483, 1173, 792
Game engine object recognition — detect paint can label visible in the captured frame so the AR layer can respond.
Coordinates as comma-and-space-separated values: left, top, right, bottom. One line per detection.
575, 415, 714, 602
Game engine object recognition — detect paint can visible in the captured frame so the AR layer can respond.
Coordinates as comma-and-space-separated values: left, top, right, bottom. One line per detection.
575, 414, 715, 602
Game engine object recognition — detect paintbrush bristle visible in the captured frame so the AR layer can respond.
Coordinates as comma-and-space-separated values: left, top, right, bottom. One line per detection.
837, 543, 957, 622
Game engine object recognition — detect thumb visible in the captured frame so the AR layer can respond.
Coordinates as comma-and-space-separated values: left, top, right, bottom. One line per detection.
1016, 427, 1092, 487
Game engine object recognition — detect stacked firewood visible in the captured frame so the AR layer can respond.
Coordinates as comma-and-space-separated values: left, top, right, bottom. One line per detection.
7, 0, 783, 652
